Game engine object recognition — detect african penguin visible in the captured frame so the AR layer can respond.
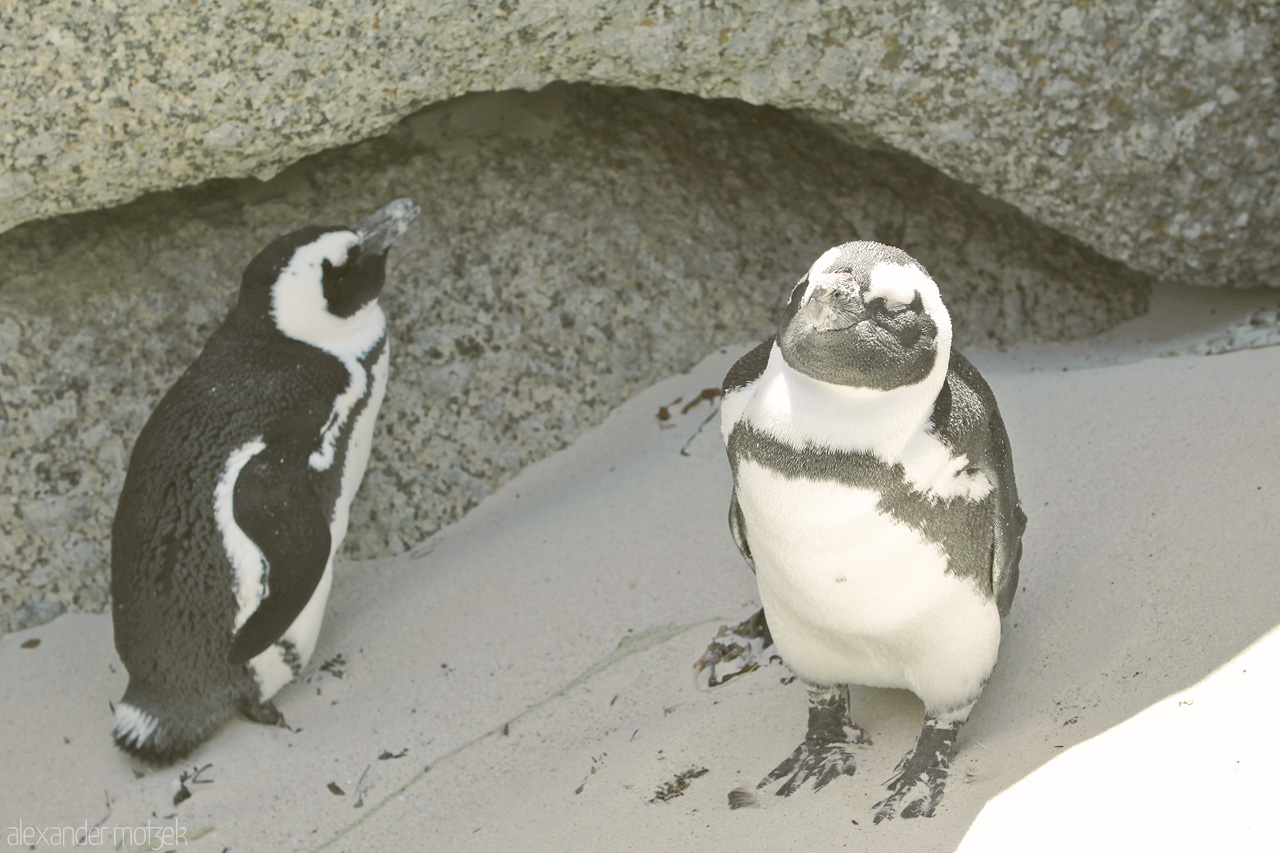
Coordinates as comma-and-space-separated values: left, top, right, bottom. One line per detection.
110, 198, 419, 764
712, 241, 1026, 821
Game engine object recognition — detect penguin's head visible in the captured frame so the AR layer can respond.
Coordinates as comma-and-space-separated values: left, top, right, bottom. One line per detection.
237, 198, 420, 352
776, 241, 953, 391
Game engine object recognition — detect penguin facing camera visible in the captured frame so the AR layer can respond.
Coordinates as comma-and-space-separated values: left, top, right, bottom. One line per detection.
707, 241, 1026, 821
110, 198, 419, 764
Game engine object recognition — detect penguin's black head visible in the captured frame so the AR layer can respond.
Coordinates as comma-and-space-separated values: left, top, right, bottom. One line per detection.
237, 198, 419, 350
776, 241, 952, 391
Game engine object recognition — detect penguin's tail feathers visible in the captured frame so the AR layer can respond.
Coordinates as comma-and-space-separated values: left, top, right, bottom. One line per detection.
112, 697, 219, 766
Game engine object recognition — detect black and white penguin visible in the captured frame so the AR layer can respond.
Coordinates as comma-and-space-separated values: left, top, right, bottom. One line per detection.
110, 198, 419, 764
713, 241, 1026, 821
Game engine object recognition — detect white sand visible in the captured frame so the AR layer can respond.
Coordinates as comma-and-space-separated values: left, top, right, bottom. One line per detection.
3, 283, 1278, 852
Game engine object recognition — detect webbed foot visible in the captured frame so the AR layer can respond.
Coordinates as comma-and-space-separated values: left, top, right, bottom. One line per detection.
872, 718, 961, 822
759, 732, 862, 798
732, 685, 865, 808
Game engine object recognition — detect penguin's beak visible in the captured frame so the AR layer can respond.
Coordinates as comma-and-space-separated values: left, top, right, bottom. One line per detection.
801, 282, 863, 332
353, 198, 420, 256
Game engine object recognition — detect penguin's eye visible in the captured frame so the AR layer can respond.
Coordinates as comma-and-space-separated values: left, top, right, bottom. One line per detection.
879, 298, 909, 316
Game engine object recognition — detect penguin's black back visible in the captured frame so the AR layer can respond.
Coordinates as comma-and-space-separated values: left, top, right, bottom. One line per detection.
936, 351, 1026, 616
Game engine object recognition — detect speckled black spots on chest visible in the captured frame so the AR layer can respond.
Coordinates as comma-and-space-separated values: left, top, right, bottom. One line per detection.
727, 423, 998, 595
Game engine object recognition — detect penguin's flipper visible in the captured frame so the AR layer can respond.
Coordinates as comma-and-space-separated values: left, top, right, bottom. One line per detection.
728, 490, 756, 573
695, 337, 781, 686
227, 444, 332, 665
983, 403, 1026, 618
722, 336, 774, 573
934, 351, 1027, 618
696, 488, 774, 689
722, 336, 775, 398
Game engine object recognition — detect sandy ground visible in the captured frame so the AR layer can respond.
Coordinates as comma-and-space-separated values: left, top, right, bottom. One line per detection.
3, 283, 1278, 853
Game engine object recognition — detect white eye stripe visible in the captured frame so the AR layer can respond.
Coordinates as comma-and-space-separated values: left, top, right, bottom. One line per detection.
865, 262, 928, 310
808, 246, 844, 276
325, 247, 353, 267
270, 231, 385, 360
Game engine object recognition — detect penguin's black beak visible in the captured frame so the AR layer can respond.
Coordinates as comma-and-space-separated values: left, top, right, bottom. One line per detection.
353, 198, 420, 256
801, 284, 863, 332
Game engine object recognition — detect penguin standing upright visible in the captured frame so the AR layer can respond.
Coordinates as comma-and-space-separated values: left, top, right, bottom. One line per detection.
712, 241, 1026, 821
110, 198, 419, 764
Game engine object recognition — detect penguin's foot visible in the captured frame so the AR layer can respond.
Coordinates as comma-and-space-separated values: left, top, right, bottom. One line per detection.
694, 608, 774, 688
749, 685, 864, 802
755, 734, 862, 799
238, 697, 284, 727
872, 718, 961, 823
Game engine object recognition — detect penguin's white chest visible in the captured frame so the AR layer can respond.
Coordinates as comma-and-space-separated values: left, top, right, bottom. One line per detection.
735, 459, 1000, 711
324, 340, 389, 551
241, 341, 390, 700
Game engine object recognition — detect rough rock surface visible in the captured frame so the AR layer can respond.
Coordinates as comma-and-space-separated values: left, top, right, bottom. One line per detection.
2, 1, 1276, 288
0, 85, 1148, 632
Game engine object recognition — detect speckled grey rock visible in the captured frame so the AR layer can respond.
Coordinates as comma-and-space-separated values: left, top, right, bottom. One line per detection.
0, 85, 1147, 633
1167, 307, 1280, 356
1, 1, 1276, 289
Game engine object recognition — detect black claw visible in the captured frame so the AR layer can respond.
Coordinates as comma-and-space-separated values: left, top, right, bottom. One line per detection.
813, 754, 857, 791
901, 796, 929, 819
760, 736, 861, 796
761, 750, 800, 788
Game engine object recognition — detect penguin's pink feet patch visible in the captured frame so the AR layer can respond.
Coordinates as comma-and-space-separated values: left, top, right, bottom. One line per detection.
693, 607, 775, 688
